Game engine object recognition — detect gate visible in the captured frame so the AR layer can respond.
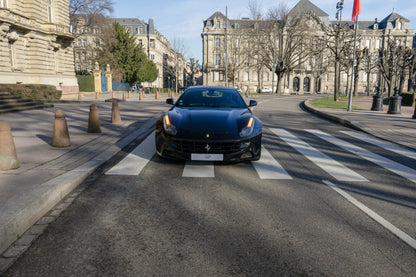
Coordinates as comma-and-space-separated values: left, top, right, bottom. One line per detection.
101, 67, 108, 93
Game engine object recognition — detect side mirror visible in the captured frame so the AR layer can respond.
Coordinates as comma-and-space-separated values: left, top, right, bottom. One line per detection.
248, 100, 257, 107
166, 98, 174, 105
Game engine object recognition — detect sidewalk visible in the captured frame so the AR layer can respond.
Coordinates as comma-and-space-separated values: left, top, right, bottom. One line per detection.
0, 92, 170, 269
304, 96, 416, 150
1, 93, 416, 273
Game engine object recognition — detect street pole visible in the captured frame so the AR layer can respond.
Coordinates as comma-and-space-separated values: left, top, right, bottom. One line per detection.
272, 23, 276, 94
225, 6, 228, 87
335, 0, 344, 101
348, 15, 359, 112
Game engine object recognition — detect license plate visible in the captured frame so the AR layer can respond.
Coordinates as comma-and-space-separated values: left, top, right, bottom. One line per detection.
191, 153, 224, 161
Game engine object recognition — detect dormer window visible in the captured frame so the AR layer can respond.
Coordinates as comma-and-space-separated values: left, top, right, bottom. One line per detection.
216, 20, 221, 28
373, 23, 378, 30
397, 21, 402, 30
234, 23, 240, 29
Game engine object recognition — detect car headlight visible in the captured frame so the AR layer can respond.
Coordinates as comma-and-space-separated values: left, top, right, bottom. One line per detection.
239, 117, 254, 137
163, 114, 177, 135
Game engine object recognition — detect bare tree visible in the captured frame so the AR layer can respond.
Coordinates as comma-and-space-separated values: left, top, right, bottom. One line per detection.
247, 0, 262, 20
362, 47, 378, 95
263, 6, 322, 94
226, 31, 251, 88
378, 39, 414, 96
323, 22, 355, 100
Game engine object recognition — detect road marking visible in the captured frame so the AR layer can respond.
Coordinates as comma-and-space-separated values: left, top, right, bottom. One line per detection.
183, 161, 215, 177
105, 131, 155, 175
252, 146, 292, 179
341, 130, 416, 161
323, 180, 416, 250
270, 128, 368, 182
307, 129, 416, 184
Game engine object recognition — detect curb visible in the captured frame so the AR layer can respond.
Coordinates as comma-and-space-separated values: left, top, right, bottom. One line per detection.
0, 114, 160, 257
303, 99, 416, 151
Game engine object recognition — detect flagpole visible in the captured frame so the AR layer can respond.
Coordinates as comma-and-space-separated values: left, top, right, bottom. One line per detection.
348, 0, 360, 111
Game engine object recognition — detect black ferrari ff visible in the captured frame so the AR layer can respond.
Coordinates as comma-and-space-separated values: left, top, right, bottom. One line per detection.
155, 86, 262, 161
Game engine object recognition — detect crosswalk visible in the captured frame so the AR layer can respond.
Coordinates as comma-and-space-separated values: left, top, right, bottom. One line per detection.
105, 128, 416, 184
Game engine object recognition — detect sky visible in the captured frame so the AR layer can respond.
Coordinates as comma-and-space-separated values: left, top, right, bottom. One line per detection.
111, 0, 416, 62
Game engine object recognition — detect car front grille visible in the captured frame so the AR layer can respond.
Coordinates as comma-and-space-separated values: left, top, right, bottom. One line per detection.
170, 139, 249, 154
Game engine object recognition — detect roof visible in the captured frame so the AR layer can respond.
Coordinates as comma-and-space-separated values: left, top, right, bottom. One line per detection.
288, 0, 329, 18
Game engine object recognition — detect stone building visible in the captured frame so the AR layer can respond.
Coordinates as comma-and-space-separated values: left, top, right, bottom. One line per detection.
112, 18, 186, 89
0, 0, 78, 96
73, 16, 187, 90
202, 0, 414, 94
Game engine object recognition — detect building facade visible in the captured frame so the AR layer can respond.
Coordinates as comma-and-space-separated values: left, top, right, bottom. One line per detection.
202, 0, 414, 94
0, 0, 78, 96
73, 16, 187, 90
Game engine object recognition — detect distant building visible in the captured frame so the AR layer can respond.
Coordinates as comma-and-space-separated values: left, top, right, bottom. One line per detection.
0, 0, 78, 96
72, 16, 187, 89
202, 0, 414, 94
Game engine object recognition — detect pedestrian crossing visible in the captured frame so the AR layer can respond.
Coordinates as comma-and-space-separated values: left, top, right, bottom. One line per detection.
104, 128, 416, 184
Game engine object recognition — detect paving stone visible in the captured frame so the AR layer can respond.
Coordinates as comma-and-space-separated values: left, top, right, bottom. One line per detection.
0, 257, 15, 274
3, 245, 28, 258
15, 234, 37, 246
36, 216, 55, 225
29, 224, 48, 235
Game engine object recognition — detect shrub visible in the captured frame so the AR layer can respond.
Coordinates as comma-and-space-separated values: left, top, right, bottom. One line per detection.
76, 74, 95, 92
0, 84, 61, 100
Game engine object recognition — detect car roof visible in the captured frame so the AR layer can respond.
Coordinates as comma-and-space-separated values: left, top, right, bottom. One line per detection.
185, 86, 238, 92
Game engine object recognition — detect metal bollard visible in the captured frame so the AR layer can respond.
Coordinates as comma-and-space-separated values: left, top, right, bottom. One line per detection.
387, 87, 402, 115
371, 87, 383, 111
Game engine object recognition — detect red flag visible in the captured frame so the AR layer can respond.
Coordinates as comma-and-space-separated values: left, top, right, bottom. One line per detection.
352, 0, 361, 22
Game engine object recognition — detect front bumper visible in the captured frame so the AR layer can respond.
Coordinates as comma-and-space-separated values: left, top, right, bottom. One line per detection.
156, 132, 262, 162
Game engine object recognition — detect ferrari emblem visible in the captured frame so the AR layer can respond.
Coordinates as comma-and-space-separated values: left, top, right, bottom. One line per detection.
205, 144, 211, 152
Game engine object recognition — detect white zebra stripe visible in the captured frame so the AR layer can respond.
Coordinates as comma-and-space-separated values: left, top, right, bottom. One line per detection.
270, 128, 368, 182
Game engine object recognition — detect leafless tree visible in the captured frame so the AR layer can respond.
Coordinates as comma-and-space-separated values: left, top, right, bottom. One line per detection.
247, 0, 262, 20
323, 22, 355, 100
225, 31, 251, 88
262, 6, 322, 94
362, 48, 379, 95
378, 39, 414, 96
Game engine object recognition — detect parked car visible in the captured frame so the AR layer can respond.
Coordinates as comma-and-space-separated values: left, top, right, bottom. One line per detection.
155, 86, 262, 161
260, 87, 272, 93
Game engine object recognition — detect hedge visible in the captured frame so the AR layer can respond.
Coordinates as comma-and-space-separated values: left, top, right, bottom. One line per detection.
0, 84, 62, 100
76, 74, 95, 92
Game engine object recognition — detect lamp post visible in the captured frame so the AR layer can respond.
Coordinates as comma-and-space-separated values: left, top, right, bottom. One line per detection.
334, 0, 344, 101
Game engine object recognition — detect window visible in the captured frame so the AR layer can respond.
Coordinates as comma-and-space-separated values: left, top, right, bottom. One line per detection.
215, 38, 221, 47
216, 20, 221, 28
375, 39, 380, 49
150, 39, 155, 48
47, 0, 53, 23
215, 54, 221, 66
365, 39, 371, 48
0, 0, 8, 8
139, 27, 144, 34
77, 39, 82, 46
363, 73, 368, 82
82, 39, 87, 46
9, 41, 14, 67
243, 71, 249, 81
398, 21, 402, 30
150, 53, 155, 60
138, 39, 142, 45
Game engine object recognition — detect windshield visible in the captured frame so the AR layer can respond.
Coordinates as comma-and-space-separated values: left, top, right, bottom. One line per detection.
175, 88, 247, 108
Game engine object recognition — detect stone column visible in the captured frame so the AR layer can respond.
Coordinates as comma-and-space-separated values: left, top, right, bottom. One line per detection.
105, 64, 112, 93
93, 62, 101, 94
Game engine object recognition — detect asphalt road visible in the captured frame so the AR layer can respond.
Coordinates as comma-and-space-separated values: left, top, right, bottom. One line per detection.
4, 95, 416, 276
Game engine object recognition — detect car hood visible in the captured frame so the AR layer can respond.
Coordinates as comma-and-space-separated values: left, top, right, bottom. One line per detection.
169, 107, 251, 140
